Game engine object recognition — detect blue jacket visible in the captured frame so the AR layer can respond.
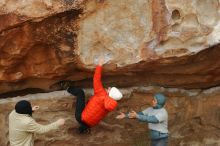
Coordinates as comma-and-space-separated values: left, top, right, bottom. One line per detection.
137, 111, 168, 140
127, 93, 168, 140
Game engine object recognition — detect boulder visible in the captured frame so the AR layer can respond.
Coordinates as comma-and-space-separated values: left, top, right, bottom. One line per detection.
0, 0, 220, 93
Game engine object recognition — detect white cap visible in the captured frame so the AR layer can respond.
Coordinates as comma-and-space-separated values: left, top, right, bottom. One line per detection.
109, 87, 123, 101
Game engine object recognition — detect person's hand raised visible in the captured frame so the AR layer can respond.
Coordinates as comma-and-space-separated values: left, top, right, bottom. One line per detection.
98, 56, 105, 66
32, 106, 39, 111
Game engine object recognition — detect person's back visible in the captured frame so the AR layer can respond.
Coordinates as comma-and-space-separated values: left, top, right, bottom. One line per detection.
8, 100, 65, 146
82, 89, 117, 127
9, 110, 35, 146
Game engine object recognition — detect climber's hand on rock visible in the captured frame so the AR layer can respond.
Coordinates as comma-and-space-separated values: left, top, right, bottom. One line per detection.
98, 56, 105, 66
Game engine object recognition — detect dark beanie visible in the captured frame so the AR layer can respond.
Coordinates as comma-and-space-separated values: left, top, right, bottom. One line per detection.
15, 100, 33, 116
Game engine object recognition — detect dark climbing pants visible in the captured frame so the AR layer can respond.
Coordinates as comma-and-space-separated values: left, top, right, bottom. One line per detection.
67, 87, 89, 132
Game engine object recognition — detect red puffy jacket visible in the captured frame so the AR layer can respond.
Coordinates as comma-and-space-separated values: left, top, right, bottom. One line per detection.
81, 65, 117, 127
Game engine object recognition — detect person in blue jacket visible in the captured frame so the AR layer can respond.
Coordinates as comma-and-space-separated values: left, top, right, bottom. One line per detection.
116, 93, 168, 146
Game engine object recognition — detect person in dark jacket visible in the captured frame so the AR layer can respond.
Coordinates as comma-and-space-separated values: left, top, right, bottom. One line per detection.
116, 93, 168, 146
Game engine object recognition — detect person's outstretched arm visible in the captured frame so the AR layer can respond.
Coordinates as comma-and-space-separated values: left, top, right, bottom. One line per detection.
136, 114, 159, 123
129, 111, 159, 123
25, 118, 65, 134
93, 57, 105, 95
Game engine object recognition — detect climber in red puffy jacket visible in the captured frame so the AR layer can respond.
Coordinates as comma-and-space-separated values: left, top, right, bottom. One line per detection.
67, 58, 123, 134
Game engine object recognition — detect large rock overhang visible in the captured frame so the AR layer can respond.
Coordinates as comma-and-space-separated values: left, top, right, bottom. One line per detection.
78, 0, 220, 67
0, 0, 220, 93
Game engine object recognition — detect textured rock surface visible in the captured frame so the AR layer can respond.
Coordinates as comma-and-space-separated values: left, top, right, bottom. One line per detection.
1, 0, 220, 93
0, 87, 220, 146
1, 1, 220, 145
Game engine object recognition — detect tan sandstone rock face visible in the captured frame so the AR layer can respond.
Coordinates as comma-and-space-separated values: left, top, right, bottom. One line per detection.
0, 0, 220, 93
78, 0, 220, 66
0, 87, 220, 146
